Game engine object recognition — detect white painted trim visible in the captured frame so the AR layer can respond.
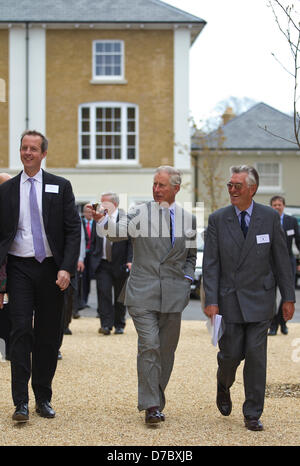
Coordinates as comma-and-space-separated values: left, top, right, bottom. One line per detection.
28, 28, 46, 137
9, 27, 46, 169
9, 27, 26, 169
173, 28, 191, 170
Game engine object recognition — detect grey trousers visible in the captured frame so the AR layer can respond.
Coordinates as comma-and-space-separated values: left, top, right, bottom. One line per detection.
128, 307, 182, 412
217, 319, 271, 419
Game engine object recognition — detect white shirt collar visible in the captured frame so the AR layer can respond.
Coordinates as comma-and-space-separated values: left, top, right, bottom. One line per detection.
21, 169, 43, 184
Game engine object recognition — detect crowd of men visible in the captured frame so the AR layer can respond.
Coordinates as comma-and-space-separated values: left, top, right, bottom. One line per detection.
0, 130, 297, 433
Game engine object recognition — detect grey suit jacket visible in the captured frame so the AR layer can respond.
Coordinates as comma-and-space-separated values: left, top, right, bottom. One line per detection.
99, 201, 197, 313
203, 201, 295, 323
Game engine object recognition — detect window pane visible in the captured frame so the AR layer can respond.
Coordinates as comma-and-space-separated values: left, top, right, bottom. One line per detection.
95, 148, 102, 159
127, 135, 135, 146
105, 121, 112, 132
114, 148, 121, 159
82, 135, 90, 146
95, 42, 104, 53
82, 148, 90, 159
127, 148, 135, 159
127, 121, 135, 132
115, 108, 121, 119
113, 42, 121, 52
82, 121, 89, 132
96, 108, 103, 119
105, 42, 112, 52
127, 108, 135, 119
106, 148, 112, 159
81, 108, 89, 119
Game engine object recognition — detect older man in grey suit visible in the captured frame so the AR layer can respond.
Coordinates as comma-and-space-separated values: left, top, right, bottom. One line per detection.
90, 166, 197, 424
203, 165, 295, 431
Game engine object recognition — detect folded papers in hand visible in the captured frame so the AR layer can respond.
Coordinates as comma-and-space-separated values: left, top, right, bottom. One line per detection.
206, 314, 224, 346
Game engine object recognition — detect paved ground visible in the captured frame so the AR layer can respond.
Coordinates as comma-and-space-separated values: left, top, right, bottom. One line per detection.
81, 280, 300, 323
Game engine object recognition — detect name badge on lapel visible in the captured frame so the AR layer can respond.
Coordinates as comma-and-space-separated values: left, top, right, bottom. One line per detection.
256, 234, 270, 244
287, 229, 295, 236
45, 184, 59, 194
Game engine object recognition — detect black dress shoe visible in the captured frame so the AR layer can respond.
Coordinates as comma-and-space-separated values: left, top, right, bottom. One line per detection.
114, 328, 124, 334
281, 324, 288, 335
216, 384, 232, 416
244, 417, 263, 431
35, 401, 55, 418
145, 407, 162, 424
268, 328, 277, 336
12, 403, 29, 422
98, 327, 111, 335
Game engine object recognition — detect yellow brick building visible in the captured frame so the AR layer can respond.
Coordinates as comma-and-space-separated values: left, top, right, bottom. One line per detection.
0, 0, 206, 208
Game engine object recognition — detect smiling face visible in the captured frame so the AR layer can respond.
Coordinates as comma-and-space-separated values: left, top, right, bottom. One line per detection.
227, 172, 257, 211
20, 134, 47, 176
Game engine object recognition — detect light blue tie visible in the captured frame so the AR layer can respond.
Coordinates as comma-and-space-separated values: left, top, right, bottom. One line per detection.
170, 208, 175, 246
28, 178, 46, 263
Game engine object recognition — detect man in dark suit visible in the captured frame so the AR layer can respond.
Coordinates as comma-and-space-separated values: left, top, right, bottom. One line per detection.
79, 204, 95, 310
203, 165, 295, 431
269, 195, 300, 335
0, 130, 81, 423
90, 192, 132, 335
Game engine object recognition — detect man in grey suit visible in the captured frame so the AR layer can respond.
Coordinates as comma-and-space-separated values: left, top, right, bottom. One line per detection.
90, 166, 197, 424
203, 165, 295, 431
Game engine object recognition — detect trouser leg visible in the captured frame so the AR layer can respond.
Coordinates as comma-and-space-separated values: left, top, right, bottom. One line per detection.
242, 320, 271, 419
128, 307, 181, 412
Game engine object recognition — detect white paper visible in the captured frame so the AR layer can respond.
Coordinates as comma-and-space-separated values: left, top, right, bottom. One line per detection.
206, 314, 224, 346
45, 184, 59, 193
256, 234, 270, 244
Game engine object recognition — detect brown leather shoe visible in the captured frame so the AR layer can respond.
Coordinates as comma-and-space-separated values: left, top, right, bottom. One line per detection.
145, 407, 161, 424
244, 417, 263, 431
217, 384, 232, 416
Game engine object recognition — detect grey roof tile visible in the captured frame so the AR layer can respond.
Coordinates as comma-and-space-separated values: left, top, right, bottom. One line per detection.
194, 103, 298, 151
0, 0, 206, 23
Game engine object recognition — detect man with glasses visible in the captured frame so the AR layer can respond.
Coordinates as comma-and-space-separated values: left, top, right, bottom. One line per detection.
203, 165, 295, 431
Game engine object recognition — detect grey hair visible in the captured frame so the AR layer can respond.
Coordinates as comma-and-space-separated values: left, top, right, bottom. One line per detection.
230, 165, 259, 188
155, 166, 182, 186
101, 191, 120, 206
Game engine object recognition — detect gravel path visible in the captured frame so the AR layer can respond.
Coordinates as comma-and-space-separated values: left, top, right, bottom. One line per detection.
0, 318, 299, 446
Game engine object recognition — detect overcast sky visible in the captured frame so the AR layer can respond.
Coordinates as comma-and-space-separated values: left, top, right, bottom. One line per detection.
165, 0, 296, 126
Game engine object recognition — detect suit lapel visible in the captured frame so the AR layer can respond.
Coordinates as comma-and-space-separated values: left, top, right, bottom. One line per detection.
42, 170, 53, 229
11, 172, 22, 227
224, 206, 244, 250
236, 202, 264, 268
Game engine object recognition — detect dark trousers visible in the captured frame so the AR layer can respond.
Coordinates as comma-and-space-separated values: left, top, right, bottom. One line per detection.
81, 251, 92, 306
96, 260, 127, 330
217, 320, 271, 419
7, 255, 64, 406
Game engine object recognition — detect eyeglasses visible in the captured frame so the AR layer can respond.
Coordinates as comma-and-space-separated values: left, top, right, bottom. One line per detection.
227, 182, 243, 191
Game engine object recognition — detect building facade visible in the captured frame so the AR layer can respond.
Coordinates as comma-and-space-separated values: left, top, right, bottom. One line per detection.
0, 0, 206, 208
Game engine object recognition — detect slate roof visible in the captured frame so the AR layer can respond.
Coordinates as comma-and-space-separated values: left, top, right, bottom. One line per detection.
193, 103, 299, 151
0, 0, 205, 24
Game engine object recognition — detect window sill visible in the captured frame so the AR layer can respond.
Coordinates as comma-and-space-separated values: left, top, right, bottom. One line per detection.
257, 187, 283, 194
90, 78, 128, 85
77, 160, 139, 168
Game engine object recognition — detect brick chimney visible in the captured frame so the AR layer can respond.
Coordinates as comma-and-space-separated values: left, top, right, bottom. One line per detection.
222, 106, 235, 125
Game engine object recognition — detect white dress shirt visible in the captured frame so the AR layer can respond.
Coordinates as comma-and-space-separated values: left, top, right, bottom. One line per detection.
8, 169, 52, 258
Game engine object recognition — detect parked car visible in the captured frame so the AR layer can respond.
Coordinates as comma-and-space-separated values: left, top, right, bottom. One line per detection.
190, 229, 205, 299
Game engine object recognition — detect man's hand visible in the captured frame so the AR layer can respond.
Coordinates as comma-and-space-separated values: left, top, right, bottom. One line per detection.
86, 204, 106, 222
282, 301, 295, 321
204, 304, 219, 318
77, 261, 85, 272
56, 270, 71, 291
